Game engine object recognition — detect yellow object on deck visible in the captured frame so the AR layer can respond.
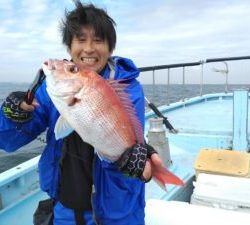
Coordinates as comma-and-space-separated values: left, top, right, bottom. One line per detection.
194, 148, 250, 177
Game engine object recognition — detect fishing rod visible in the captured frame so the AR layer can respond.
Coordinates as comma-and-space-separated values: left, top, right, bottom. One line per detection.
24, 69, 46, 105
17, 69, 47, 144
144, 97, 178, 134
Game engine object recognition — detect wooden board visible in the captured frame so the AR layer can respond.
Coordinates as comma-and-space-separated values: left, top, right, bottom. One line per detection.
194, 148, 250, 177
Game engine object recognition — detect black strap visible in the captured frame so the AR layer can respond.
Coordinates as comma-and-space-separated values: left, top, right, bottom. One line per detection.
74, 210, 86, 225
59, 131, 94, 212
33, 198, 54, 225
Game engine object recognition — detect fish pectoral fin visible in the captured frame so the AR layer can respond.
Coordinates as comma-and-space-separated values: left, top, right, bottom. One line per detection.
54, 115, 74, 140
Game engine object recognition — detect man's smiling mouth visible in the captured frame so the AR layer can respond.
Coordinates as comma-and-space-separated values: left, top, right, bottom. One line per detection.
80, 57, 98, 65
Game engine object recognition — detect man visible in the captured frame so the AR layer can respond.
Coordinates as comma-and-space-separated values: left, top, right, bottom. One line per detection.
0, 1, 161, 224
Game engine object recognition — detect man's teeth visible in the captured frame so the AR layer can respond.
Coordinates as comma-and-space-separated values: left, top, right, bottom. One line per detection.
81, 57, 97, 64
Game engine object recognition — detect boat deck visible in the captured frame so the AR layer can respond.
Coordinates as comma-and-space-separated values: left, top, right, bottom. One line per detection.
168, 98, 234, 135
158, 93, 250, 135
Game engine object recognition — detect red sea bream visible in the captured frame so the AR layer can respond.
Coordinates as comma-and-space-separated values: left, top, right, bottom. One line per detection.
43, 59, 184, 189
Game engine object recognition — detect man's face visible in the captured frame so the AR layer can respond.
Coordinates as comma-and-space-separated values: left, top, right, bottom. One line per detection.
69, 26, 113, 73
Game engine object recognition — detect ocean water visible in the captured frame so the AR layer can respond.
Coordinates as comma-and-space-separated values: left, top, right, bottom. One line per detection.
0, 82, 249, 173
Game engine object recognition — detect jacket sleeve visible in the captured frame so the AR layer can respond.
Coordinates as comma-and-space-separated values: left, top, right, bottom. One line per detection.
0, 81, 50, 152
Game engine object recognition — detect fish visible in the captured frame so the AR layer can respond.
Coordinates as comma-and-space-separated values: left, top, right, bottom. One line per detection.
42, 59, 184, 189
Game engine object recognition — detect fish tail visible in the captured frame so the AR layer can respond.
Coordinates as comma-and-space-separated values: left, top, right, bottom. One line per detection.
151, 163, 185, 190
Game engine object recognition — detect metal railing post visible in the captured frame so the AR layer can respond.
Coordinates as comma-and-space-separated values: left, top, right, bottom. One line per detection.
182, 67, 185, 101
212, 61, 229, 93
200, 61, 204, 96
223, 61, 229, 93
167, 68, 170, 105
152, 69, 156, 102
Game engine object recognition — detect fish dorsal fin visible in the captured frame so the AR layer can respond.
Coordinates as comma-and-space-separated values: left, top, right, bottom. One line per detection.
108, 79, 144, 144
54, 115, 74, 140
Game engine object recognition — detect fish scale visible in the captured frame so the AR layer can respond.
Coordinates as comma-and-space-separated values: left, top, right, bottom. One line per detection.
72, 91, 130, 160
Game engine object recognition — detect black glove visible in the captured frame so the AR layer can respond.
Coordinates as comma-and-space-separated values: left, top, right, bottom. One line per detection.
145, 143, 158, 158
2, 91, 32, 123
115, 143, 158, 182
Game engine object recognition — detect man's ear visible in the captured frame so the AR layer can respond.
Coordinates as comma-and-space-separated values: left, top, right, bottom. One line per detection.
109, 47, 114, 57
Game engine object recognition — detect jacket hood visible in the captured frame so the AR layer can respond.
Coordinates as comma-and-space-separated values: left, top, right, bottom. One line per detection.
102, 56, 140, 80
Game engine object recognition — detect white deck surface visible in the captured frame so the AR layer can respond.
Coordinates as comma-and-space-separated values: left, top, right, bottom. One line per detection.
167, 99, 233, 134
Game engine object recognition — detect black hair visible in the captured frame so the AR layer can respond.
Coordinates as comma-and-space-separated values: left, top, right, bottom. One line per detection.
61, 1, 116, 52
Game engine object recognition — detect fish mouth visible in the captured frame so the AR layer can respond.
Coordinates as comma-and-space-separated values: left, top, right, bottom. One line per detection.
43, 60, 56, 70
42, 61, 54, 77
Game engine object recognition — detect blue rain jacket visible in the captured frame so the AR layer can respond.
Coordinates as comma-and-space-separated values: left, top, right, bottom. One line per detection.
0, 56, 145, 225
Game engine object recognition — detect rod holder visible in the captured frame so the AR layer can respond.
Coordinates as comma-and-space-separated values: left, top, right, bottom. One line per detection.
147, 117, 172, 168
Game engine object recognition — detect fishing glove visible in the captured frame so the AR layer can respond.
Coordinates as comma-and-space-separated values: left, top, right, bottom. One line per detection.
115, 143, 158, 182
2, 91, 32, 123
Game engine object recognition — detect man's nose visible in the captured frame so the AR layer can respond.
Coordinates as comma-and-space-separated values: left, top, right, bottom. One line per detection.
84, 40, 95, 53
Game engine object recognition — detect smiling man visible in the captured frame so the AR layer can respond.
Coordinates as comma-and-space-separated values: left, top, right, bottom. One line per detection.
0, 1, 162, 225
69, 27, 111, 73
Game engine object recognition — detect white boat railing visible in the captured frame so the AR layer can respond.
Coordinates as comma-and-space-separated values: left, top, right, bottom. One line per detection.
139, 56, 250, 104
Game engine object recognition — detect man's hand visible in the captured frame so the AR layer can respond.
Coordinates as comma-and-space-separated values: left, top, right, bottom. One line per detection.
142, 153, 164, 182
20, 99, 39, 112
115, 143, 161, 182
2, 91, 39, 123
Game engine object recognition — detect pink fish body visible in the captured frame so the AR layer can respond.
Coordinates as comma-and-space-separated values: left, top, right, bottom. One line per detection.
43, 59, 142, 161
43, 59, 184, 188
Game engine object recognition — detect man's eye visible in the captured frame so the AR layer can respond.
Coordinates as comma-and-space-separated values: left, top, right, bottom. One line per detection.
78, 38, 86, 42
94, 38, 103, 42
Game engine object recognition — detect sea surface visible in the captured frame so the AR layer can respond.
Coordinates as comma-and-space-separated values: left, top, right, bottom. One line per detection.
0, 82, 249, 173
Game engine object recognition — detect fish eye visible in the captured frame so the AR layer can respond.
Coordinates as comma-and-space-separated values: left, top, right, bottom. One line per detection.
67, 64, 79, 73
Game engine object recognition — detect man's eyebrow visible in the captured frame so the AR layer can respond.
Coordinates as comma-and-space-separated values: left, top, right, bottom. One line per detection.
75, 31, 104, 39
76, 33, 86, 38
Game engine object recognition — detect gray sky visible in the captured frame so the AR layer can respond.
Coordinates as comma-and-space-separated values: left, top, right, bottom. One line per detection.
0, 0, 250, 84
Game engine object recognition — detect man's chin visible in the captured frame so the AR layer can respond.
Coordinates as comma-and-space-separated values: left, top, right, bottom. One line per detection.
81, 64, 97, 72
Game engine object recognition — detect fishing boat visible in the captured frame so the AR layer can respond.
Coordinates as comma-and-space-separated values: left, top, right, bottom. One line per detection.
1, 56, 250, 225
